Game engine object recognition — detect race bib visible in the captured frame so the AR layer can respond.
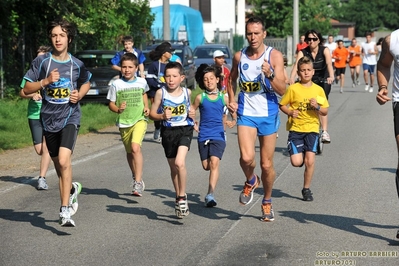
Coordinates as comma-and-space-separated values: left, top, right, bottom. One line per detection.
44, 77, 72, 104
241, 81, 261, 93
164, 104, 187, 123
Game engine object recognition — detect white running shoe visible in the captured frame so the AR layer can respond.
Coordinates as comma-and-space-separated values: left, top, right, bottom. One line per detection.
365, 84, 369, 91
340, 88, 343, 93
59, 207, 75, 227
69, 182, 82, 216
352, 83, 356, 88
369, 87, 374, 93
37, 177, 48, 190
175, 194, 189, 218
321, 131, 331, 144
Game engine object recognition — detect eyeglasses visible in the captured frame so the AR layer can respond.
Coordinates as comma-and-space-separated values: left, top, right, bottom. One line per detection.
306, 37, 319, 42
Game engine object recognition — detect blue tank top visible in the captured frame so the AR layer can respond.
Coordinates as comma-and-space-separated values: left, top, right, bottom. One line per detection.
198, 92, 226, 142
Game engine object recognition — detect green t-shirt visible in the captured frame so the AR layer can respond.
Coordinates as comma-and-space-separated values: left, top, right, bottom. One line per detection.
20, 79, 42, 120
106, 77, 150, 127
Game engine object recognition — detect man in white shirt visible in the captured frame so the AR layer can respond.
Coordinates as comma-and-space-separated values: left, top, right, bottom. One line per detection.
361, 32, 378, 92
325, 35, 337, 83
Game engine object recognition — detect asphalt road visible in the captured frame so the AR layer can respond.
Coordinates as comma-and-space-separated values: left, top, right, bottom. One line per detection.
1, 70, 399, 266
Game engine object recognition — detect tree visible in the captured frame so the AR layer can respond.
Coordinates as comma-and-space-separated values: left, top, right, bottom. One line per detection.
339, 0, 399, 36
0, 0, 154, 89
247, 0, 340, 37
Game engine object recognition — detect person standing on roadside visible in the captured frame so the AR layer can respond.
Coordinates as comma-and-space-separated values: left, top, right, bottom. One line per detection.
19, 46, 52, 190
348, 38, 362, 87
111, 35, 146, 78
375, 29, 399, 239
361, 32, 378, 93
332, 40, 349, 93
227, 17, 286, 222
289, 29, 334, 144
107, 53, 150, 197
22, 18, 91, 227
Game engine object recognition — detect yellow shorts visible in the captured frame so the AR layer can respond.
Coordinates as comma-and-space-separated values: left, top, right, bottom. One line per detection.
119, 120, 147, 153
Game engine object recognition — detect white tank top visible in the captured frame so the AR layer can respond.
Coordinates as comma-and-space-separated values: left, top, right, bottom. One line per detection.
237, 45, 279, 117
361, 41, 377, 65
390, 29, 399, 102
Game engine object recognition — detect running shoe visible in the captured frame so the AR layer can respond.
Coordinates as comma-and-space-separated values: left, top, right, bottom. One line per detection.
153, 129, 161, 142
69, 182, 82, 216
302, 188, 314, 201
260, 202, 275, 222
340, 88, 343, 93
132, 180, 145, 197
175, 194, 189, 218
204, 193, 217, 207
239, 175, 260, 205
59, 207, 75, 227
321, 131, 331, 144
369, 87, 374, 93
365, 84, 369, 91
37, 177, 48, 190
352, 83, 356, 88
357, 80, 360, 85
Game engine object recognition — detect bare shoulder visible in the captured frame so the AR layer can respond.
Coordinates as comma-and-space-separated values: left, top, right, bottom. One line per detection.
378, 34, 393, 66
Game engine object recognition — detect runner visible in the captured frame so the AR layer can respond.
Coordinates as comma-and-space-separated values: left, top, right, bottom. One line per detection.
22, 19, 91, 226
191, 64, 236, 207
227, 17, 286, 222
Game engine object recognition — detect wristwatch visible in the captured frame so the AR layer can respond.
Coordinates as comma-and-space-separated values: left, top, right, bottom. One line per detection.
268, 71, 275, 80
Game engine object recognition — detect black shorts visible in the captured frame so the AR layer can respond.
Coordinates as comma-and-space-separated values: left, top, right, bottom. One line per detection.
198, 139, 226, 161
393, 102, 399, 136
44, 124, 79, 157
161, 126, 193, 158
287, 131, 319, 155
28, 119, 44, 145
335, 67, 346, 76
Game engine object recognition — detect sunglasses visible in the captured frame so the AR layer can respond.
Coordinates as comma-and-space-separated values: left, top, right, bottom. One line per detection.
306, 37, 319, 42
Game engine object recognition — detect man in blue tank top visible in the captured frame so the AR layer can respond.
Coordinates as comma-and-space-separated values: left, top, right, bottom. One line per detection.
227, 17, 286, 222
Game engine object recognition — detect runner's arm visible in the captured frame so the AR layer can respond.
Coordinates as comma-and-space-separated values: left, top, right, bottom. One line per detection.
376, 35, 393, 105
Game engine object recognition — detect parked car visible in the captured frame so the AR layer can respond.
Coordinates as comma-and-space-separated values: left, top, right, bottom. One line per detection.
143, 43, 196, 89
193, 44, 233, 69
74, 50, 119, 104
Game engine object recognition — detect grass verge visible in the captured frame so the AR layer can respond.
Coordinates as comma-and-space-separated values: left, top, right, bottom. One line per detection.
0, 88, 202, 152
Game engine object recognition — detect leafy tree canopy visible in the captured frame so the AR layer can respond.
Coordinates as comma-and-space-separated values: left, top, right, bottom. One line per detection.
0, 0, 154, 86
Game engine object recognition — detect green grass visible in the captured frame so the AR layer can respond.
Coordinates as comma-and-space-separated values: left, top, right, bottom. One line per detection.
0, 88, 202, 152
0, 99, 117, 152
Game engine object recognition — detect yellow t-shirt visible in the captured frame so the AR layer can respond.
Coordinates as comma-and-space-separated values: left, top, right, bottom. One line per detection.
279, 82, 329, 133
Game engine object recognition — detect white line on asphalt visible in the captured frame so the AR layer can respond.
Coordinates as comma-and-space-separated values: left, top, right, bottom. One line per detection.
0, 146, 120, 195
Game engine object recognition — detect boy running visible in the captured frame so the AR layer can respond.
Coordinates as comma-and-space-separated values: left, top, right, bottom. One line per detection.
107, 53, 150, 196
332, 40, 349, 93
191, 64, 237, 207
149, 62, 195, 218
22, 19, 91, 226
279, 56, 329, 201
